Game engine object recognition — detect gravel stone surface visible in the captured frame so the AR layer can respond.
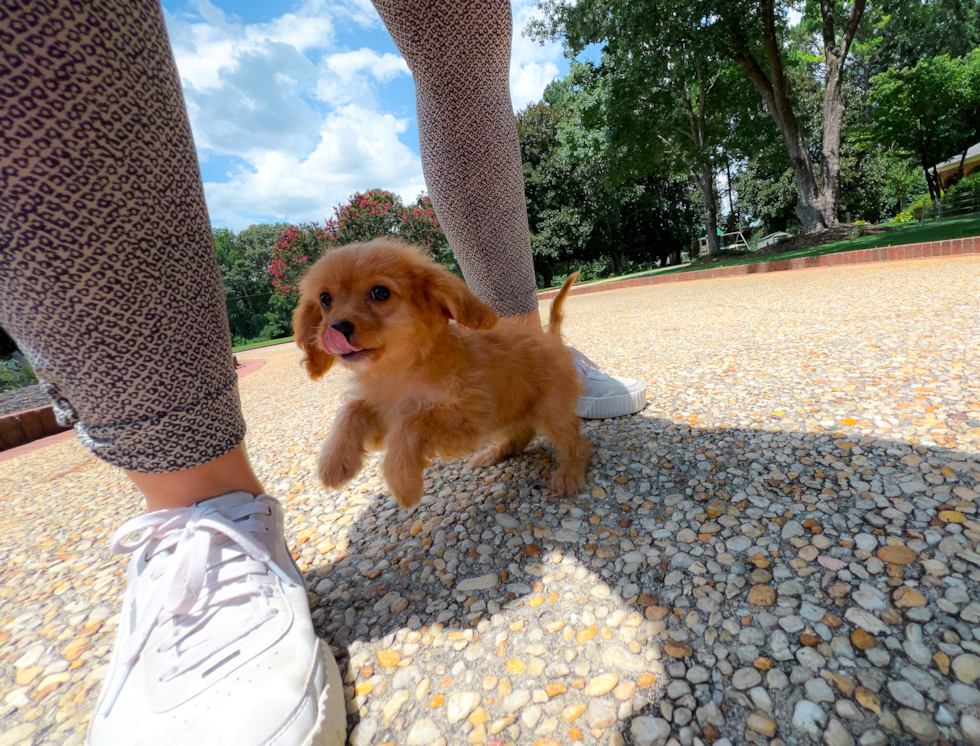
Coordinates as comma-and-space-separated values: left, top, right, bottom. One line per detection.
0, 384, 48, 417
2, 257, 980, 746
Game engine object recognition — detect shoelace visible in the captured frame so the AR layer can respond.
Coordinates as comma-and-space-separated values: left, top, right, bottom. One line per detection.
569, 347, 610, 381
99, 499, 297, 716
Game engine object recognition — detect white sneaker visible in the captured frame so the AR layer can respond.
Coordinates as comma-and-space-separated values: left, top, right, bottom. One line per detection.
87, 492, 345, 746
570, 348, 647, 419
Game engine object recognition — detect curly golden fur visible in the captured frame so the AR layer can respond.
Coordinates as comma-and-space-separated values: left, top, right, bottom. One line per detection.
293, 239, 590, 509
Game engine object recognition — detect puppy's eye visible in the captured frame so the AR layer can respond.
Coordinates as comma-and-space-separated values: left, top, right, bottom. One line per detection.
370, 286, 390, 301
320, 292, 331, 308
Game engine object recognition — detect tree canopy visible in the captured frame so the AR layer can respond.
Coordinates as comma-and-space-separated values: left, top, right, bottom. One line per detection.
864, 49, 980, 199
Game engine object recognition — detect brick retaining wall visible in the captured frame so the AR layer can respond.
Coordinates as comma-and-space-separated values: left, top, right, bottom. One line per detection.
0, 357, 270, 457
0, 405, 71, 452
538, 235, 980, 300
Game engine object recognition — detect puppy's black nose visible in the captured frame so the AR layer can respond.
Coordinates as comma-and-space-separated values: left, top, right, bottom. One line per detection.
330, 319, 355, 341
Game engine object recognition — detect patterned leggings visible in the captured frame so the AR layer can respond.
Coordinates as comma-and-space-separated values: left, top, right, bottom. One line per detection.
0, 0, 537, 473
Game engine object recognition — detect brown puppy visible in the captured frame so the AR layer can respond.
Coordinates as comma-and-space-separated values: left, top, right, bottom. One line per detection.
292, 239, 590, 510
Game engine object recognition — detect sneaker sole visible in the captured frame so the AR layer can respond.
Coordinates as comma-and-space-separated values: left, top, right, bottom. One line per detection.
576, 387, 647, 419
308, 641, 346, 746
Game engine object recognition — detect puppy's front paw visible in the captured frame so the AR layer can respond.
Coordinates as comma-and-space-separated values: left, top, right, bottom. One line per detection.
549, 470, 585, 497
389, 476, 423, 510
385, 463, 424, 511
392, 488, 422, 511
317, 447, 361, 489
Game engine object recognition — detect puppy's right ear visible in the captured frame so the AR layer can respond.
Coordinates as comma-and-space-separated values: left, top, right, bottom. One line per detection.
419, 264, 498, 330
293, 299, 334, 379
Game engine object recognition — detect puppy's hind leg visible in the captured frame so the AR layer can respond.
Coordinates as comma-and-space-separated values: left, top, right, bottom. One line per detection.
539, 411, 591, 498
318, 400, 384, 489
469, 423, 535, 468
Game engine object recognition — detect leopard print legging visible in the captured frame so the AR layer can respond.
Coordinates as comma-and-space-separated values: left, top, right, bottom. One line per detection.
0, 0, 537, 472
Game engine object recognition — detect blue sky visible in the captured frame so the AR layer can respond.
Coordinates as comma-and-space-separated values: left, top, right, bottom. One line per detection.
161, 0, 570, 230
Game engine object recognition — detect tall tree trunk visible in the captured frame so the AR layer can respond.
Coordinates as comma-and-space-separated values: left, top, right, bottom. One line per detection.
922, 155, 938, 202
749, 72, 828, 232
819, 52, 845, 228
816, 0, 866, 229
698, 161, 720, 257
729, 0, 865, 233
725, 158, 737, 218
955, 148, 969, 184
536, 260, 553, 289
732, 40, 828, 230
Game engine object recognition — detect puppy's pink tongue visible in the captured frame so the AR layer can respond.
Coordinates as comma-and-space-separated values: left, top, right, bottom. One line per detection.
322, 326, 362, 355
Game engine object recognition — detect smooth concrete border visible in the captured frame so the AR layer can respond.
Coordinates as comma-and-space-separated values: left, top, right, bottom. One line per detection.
538, 235, 980, 300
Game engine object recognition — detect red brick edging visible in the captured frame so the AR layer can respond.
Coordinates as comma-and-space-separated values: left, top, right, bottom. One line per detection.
0, 357, 270, 461
538, 235, 980, 300
0, 405, 72, 452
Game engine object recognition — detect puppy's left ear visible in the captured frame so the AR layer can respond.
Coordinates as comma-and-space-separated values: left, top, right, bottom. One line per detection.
292, 299, 335, 379
421, 265, 498, 329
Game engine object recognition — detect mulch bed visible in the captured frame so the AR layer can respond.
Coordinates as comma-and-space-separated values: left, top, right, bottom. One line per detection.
688, 223, 895, 269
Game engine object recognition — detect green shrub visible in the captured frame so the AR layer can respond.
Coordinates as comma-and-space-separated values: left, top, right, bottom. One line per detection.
893, 194, 932, 223
946, 171, 980, 199
0, 362, 37, 391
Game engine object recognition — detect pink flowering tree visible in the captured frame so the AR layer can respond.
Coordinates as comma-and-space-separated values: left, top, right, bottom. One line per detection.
270, 190, 455, 299
268, 223, 333, 298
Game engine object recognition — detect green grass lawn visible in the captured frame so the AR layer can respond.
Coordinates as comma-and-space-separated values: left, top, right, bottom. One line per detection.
545, 213, 980, 289
232, 336, 294, 353
662, 213, 980, 275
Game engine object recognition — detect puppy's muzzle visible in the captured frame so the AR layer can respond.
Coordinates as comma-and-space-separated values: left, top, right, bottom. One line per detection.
322, 320, 363, 356
330, 319, 355, 340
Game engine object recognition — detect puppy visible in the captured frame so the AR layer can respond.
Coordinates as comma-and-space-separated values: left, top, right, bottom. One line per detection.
292, 239, 590, 510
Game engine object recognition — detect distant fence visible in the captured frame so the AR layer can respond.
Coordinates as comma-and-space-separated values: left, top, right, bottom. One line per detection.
922, 190, 980, 221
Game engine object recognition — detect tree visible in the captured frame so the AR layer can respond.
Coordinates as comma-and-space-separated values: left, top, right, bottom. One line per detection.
0, 326, 18, 358
269, 190, 450, 298
866, 0, 980, 76
213, 223, 292, 343
570, 47, 758, 256
517, 98, 590, 284
517, 79, 698, 282
865, 50, 980, 200
532, 0, 869, 232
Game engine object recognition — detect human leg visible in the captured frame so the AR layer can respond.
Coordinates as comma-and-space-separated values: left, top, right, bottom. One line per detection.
0, 2, 343, 743
372, 0, 540, 318
125, 444, 265, 511
371, 0, 646, 417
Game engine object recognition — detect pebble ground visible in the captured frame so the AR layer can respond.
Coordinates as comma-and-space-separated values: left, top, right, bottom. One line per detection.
0, 385, 48, 417
2, 256, 979, 746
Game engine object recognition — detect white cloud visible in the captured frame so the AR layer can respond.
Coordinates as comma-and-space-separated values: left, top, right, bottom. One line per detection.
182, 41, 321, 159
509, 0, 564, 109
204, 105, 426, 229
315, 48, 410, 107
164, 0, 422, 228
246, 1, 337, 50
163, 0, 566, 228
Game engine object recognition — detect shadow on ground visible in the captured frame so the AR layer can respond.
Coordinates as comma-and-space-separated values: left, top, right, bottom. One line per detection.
302, 406, 979, 746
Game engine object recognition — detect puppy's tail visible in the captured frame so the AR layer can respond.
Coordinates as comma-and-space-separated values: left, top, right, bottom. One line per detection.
547, 270, 580, 338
